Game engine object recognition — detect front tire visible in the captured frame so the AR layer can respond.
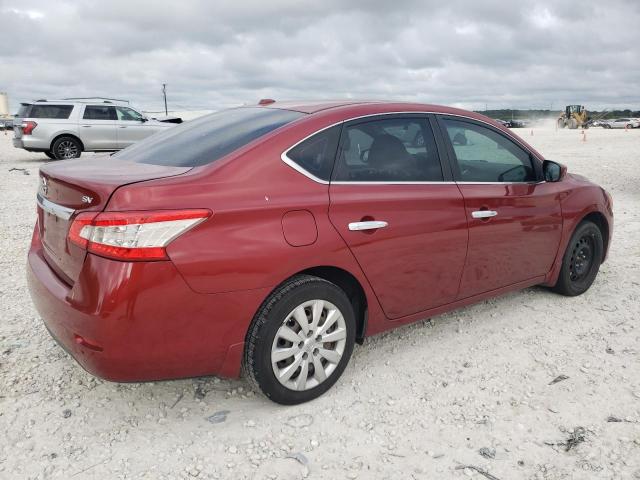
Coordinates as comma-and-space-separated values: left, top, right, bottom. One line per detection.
244, 275, 356, 405
52, 136, 82, 160
552, 221, 603, 296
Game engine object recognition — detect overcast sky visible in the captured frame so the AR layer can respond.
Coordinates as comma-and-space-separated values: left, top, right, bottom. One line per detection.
1, 0, 639, 113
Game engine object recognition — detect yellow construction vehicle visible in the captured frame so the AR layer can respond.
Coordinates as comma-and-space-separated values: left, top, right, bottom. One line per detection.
557, 105, 589, 129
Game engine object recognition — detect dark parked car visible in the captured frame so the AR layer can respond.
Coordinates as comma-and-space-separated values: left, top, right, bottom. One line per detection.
28, 101, 613, 404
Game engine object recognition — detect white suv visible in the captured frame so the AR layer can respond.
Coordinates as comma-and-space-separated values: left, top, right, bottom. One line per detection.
13, 98, 175, 159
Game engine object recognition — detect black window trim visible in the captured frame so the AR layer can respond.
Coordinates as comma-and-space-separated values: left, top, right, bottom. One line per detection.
435, 114, 544, 184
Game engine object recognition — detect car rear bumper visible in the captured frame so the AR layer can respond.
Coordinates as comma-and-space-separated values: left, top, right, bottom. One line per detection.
27, 227, 269, 381
13, 136, 49, 151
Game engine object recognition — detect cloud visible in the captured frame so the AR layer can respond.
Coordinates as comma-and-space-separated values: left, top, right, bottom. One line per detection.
0, 0, 638, 113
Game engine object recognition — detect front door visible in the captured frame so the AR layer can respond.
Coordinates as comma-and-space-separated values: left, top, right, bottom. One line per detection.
328, 115, 468, 319
438, 117, 563, 298
115, 106, 152, 148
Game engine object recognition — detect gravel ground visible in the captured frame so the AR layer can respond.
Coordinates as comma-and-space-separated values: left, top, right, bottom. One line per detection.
0, 125, 639, 479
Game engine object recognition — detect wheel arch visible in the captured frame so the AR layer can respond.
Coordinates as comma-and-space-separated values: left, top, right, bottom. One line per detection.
298, 266, 368, 344
579, 210, 610, 262
50, 133, 85, 152
258, 266, 369, 344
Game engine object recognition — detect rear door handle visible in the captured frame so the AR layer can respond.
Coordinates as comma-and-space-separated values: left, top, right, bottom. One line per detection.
348, 220, 388, 231
471, 210, 498, 219
81, 125, 92, 128
118, 126, 127, 129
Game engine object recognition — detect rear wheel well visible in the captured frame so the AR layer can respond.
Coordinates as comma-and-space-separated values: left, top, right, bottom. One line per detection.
50, 134, 84, 152
299, 266, 368, 344
580, 211, 609, 262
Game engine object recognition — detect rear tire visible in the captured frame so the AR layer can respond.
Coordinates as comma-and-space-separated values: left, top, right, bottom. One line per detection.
44, 151, 56, 160
552, 221, 603, 296
244, 275, 356, 405
52, 136, 82, 160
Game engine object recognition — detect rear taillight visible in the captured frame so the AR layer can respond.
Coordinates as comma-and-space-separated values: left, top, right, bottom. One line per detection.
68, 209, 211, 261
21, 121, 37, 135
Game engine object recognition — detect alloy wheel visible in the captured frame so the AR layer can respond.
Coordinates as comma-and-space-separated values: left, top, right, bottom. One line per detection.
271, 299, 347, 391
56, 140, 79, 159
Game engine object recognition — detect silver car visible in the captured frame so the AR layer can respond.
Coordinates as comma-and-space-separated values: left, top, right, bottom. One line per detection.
13, 98, 174, 159
602, 118, 640, 129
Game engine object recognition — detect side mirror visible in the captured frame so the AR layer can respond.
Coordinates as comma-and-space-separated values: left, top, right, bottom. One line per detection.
543, 160, 567, 182
140, 117, 148, 122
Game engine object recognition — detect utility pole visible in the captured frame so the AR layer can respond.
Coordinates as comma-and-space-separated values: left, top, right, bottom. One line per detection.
162, 83, 168, 116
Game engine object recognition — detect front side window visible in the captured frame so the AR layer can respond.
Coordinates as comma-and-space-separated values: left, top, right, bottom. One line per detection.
286, 125, 340, 181
333, 117, 443, 182
116, 107, 144, 121
114, 107, 304, 167
442, 119, 536, 183
83, 106, 116, 120
26, 104, 73, 119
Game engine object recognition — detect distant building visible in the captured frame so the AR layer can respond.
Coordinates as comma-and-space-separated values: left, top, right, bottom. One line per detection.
0, 92, 10, 118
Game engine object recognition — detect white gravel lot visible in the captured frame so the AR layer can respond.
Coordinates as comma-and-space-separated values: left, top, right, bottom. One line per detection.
0, 124, 639, 479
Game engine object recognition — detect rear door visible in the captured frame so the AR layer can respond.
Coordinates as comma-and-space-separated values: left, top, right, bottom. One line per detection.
80, 105, 118, 150
437, 116, 563, 298
328, 114, 468, 319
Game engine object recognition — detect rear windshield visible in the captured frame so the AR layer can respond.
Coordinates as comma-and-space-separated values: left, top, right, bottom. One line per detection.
113, 107, 305, 167
19, 104, 73, 119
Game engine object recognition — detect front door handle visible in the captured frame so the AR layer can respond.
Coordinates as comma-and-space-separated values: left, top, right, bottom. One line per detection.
81, 125, 92, 128
471, 210, 498, 219
348, 220, 388, 231
118, 126, 127, 129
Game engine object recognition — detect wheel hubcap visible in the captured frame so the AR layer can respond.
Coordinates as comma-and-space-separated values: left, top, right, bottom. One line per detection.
271, 299, 347, 391
569, 235, 594, 282
57, 141, 78, 159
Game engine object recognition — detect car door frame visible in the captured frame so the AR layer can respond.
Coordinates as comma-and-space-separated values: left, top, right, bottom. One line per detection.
432, 114, 563, 298
115, 106, 151, 149
327, 112, 471, 319
79, 105, 118, 150
432, 114, 545, 182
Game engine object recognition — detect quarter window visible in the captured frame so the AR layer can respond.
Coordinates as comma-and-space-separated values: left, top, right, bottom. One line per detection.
442, 119, 536, 182
286, 125, 340, 181
83, 106, 116, 120
24, 104, 73, 119
333, 118, 443, 182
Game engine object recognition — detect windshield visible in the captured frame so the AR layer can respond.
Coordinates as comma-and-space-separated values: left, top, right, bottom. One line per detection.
113, 107, 305, 167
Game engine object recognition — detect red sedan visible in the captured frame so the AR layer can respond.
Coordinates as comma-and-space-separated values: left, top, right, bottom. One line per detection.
28, 101, 613, 404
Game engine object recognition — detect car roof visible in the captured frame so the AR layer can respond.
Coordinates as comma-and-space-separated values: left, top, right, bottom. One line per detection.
263, 100, 500, 124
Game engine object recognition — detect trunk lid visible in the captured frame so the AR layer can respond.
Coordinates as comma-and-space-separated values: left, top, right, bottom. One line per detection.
37, 157, 191, 284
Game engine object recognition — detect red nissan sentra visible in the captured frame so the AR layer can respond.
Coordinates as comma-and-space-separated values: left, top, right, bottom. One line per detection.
27, 101, 613, 404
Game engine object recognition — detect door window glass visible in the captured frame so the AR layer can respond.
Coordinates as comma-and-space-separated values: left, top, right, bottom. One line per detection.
333, 118, 442, 181
116, 107, 144, 121
83, 106, 116, 120
443, 119, 536, 182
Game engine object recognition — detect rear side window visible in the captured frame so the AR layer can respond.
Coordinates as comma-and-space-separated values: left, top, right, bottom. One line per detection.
24, 104, 73, 119
83, 106, 116, 120
333, 117, 443, 182
285, 125, 341, 181
114, 107, 304, 167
